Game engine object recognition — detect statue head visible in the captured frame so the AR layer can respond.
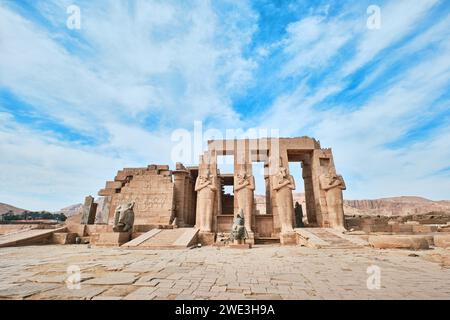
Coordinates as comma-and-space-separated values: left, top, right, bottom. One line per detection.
237, 169, 247, 181
199, 169, 210, 182
279, 166, 288, 178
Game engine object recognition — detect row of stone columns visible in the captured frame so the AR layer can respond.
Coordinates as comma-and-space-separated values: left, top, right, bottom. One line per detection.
194, 140, 347, 244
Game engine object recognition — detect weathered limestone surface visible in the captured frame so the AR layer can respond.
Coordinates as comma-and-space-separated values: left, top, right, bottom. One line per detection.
94, 196, 111, 224
1, 245, 450, 300
368, 235, 430, 250
434, 234, 450, 248
80, 196, 97, 225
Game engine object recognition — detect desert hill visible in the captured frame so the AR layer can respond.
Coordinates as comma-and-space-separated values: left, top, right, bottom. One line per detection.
2, 194, 450, 219
254, 193, 450, 217
0, 202, 27, 215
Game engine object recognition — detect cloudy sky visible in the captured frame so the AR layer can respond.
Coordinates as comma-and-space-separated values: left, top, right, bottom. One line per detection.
0, 0, 449, 211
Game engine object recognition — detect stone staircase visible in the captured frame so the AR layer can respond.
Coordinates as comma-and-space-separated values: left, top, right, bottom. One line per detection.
295, 228, 368, 249
122, 227, 199, 249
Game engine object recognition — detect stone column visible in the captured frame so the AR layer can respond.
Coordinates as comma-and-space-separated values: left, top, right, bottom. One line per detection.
173, 163, 189, 227
301, 157, 318, 225
94, 196, 111, 224
310, 149, 326, 226
81, 195, 97, 225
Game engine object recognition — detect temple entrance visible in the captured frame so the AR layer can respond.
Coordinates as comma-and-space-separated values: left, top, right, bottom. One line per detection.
288, 161, 306, 227
252, 161, 274, 238
216, 155, 235, 232
287, 150, 317, 226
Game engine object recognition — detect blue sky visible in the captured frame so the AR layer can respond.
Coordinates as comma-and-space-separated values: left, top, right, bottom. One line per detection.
0, 0, 449, 211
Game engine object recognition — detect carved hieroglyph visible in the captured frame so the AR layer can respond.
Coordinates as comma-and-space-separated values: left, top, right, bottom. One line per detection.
272, 164, 296, 233
319, 171, 346, 230
195, 169, 217, 232
234, 168, 255, 232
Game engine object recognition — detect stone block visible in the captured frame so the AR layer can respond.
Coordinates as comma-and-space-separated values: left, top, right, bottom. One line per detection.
198, 232, 215, 245
80, 196, 97, 225
93, 232, 131, 246
433, 234, 450, 248
74, 224, 86, 237
280, 232, 297, 245
52, 232, 77, 244
106, 181, 123, 189
98, 188, 114, 196
412, 225, 438, 233
368, 235, 429, 250
391, 224, 413, 233
94, 196, 111, 224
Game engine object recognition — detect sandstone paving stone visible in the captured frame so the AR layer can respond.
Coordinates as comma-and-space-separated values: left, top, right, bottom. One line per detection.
92, 296, 123, 300
27, 273, 94, 284
1, 244, 450, 299
34, 285, 107, 300
134, 276, 160, 287
99, 285, 137, 298
84, 272, 139, 285
123, 287, 157, 300
0, 283, 60, 299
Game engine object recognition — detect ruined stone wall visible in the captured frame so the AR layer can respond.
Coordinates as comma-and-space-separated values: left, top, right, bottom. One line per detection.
99, 165, 176, 226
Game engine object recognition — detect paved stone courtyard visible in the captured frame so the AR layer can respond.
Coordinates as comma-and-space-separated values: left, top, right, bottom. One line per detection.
0, 244, 449, 300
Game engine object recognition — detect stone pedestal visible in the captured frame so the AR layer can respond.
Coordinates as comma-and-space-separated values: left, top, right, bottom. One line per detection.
246, 231, 255, 245
93, 232, 131, 247
198, 232, 215, 245
280, 231, 297, 245
229, 243, 252, 249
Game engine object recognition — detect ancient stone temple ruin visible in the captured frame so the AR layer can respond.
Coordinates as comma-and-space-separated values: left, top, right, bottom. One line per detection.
79, 137, 347, 247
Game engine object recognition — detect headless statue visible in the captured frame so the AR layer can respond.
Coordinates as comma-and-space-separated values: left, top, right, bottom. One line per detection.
319, 171, 346, 230
230, 209, 248, 243
294, 201, 304, 227
113, 202, 135, 232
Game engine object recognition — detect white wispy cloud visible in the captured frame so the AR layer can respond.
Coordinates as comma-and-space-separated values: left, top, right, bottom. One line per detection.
0, 0, 449, 211
259, 1, 450, 200
0, 0, 258, 210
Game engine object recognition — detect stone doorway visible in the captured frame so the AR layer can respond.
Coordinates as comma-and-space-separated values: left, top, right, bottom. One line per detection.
287, 150, 317, 227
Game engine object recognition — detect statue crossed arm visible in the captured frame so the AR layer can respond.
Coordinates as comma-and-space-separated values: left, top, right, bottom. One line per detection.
320, 174, 346, 191
273, 174, 295, 191
195, 175, 217, 192
234, 175, 255, 192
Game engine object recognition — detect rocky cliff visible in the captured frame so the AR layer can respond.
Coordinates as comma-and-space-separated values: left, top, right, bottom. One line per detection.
254, 194, 450, 216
